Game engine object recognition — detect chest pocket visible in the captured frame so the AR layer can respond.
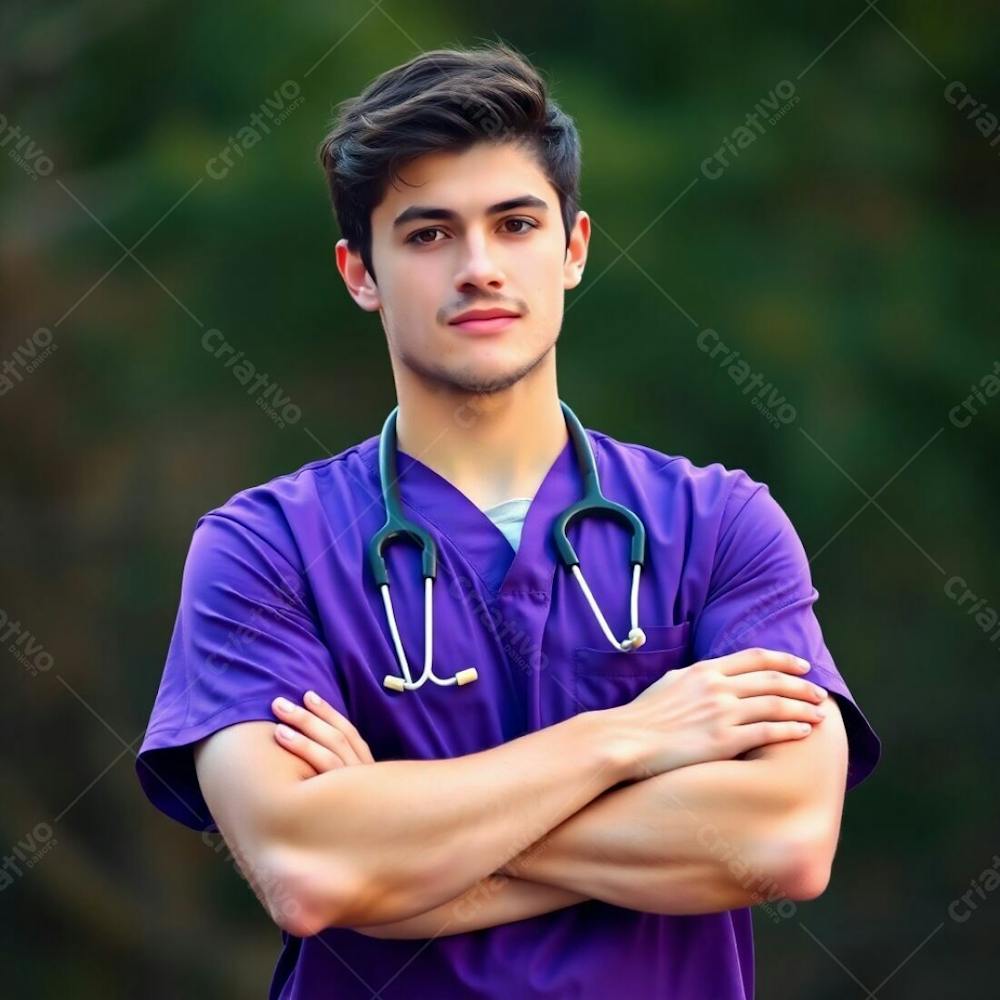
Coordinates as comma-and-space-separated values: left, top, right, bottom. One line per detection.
572, 621, 693, 713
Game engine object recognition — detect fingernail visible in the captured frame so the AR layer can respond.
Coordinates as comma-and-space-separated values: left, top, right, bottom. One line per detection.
274, 697, 294, 713
813, 685, 828, 699
276, 724, 297, 741
305, 691, 323, 707
798, 722, 812, 732
797, 658, 810, 671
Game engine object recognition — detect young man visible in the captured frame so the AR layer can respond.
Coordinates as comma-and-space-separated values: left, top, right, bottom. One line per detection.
136, 43, 880, 999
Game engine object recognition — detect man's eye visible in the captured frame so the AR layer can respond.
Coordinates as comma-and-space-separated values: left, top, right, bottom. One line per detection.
502, 218, 537, 234
407, 227, 446, 245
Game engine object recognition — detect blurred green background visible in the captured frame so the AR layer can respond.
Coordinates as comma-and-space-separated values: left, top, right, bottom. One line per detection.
3, 1, 998, 996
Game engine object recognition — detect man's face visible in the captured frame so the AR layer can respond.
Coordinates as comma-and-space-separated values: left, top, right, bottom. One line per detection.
337, 141, 589, 395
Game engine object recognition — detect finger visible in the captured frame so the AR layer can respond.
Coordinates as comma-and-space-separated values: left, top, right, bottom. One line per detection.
710, 647, 810, 677
735, 694, 828, 726
274, 724, 352, 774
302, 691, 375, 764
271, 696, 364, 765
728, 671, 828, 704
730, 720, 815, 755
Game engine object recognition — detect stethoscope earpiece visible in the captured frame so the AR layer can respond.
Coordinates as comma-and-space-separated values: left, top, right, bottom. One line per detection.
371, 401, 648, 693
382, 666, 478, 692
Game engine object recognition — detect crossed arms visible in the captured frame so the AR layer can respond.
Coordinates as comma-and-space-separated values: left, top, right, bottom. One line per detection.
192, 653, 849, 940
355, 693, 849, 939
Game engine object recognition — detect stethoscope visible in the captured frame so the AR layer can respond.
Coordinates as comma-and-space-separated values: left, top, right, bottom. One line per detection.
368, 400, 648, 692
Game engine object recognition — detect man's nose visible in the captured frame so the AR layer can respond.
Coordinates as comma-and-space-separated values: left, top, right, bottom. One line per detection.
454, 232, 505, 290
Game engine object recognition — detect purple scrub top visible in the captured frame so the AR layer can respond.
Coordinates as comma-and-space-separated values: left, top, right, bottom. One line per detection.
136, 425, 881, 1000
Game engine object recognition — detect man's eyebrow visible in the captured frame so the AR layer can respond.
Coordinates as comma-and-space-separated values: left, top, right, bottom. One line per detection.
392, 194, 549, 229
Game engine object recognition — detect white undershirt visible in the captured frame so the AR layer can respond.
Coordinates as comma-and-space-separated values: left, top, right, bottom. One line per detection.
481, 497, 533, 553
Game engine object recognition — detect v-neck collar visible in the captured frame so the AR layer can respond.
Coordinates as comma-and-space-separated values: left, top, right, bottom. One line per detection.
362, 427, 592, 596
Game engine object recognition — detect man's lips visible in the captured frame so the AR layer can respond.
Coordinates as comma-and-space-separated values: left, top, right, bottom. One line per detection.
448, 308, 522, 334
449, 314, 521, 334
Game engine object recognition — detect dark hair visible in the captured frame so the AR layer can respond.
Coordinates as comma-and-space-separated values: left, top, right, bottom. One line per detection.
317, 42, 581, 283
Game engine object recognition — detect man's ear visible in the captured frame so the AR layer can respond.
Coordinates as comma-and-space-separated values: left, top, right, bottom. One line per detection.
335, 239, 380, 312
563, 210, 590, 291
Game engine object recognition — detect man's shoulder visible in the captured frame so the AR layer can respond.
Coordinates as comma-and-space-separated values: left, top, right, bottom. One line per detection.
589, 427, 766, 523
187, 434, 380, 548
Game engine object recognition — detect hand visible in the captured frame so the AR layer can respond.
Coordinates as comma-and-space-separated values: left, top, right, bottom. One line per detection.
270, 690, 374, 775
607, 648, 829, 780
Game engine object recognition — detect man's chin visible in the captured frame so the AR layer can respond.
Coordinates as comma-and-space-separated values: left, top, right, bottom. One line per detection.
440, 369, 529, 395
408, 347, 552, 396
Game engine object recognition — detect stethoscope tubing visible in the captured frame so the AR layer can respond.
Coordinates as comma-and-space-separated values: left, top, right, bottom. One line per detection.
369, 401, 647, 692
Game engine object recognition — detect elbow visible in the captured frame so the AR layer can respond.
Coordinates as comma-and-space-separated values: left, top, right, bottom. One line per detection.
769, 831, 836, 903
788, 862, 832, 902
267, 848, 414, 934
262, 845, 369, 936
746, 811, 838, 904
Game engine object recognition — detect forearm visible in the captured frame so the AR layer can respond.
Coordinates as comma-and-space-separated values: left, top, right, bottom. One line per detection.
271, 710, 625, 929
353, 876, 589, 939
500, 755, 812, 914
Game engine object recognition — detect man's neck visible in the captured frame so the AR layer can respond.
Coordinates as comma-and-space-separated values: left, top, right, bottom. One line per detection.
393, 373, 568, 511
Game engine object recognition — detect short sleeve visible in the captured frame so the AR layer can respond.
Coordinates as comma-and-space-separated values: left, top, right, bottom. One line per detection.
135, 510, 348, 832
692, 476, 882, 791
